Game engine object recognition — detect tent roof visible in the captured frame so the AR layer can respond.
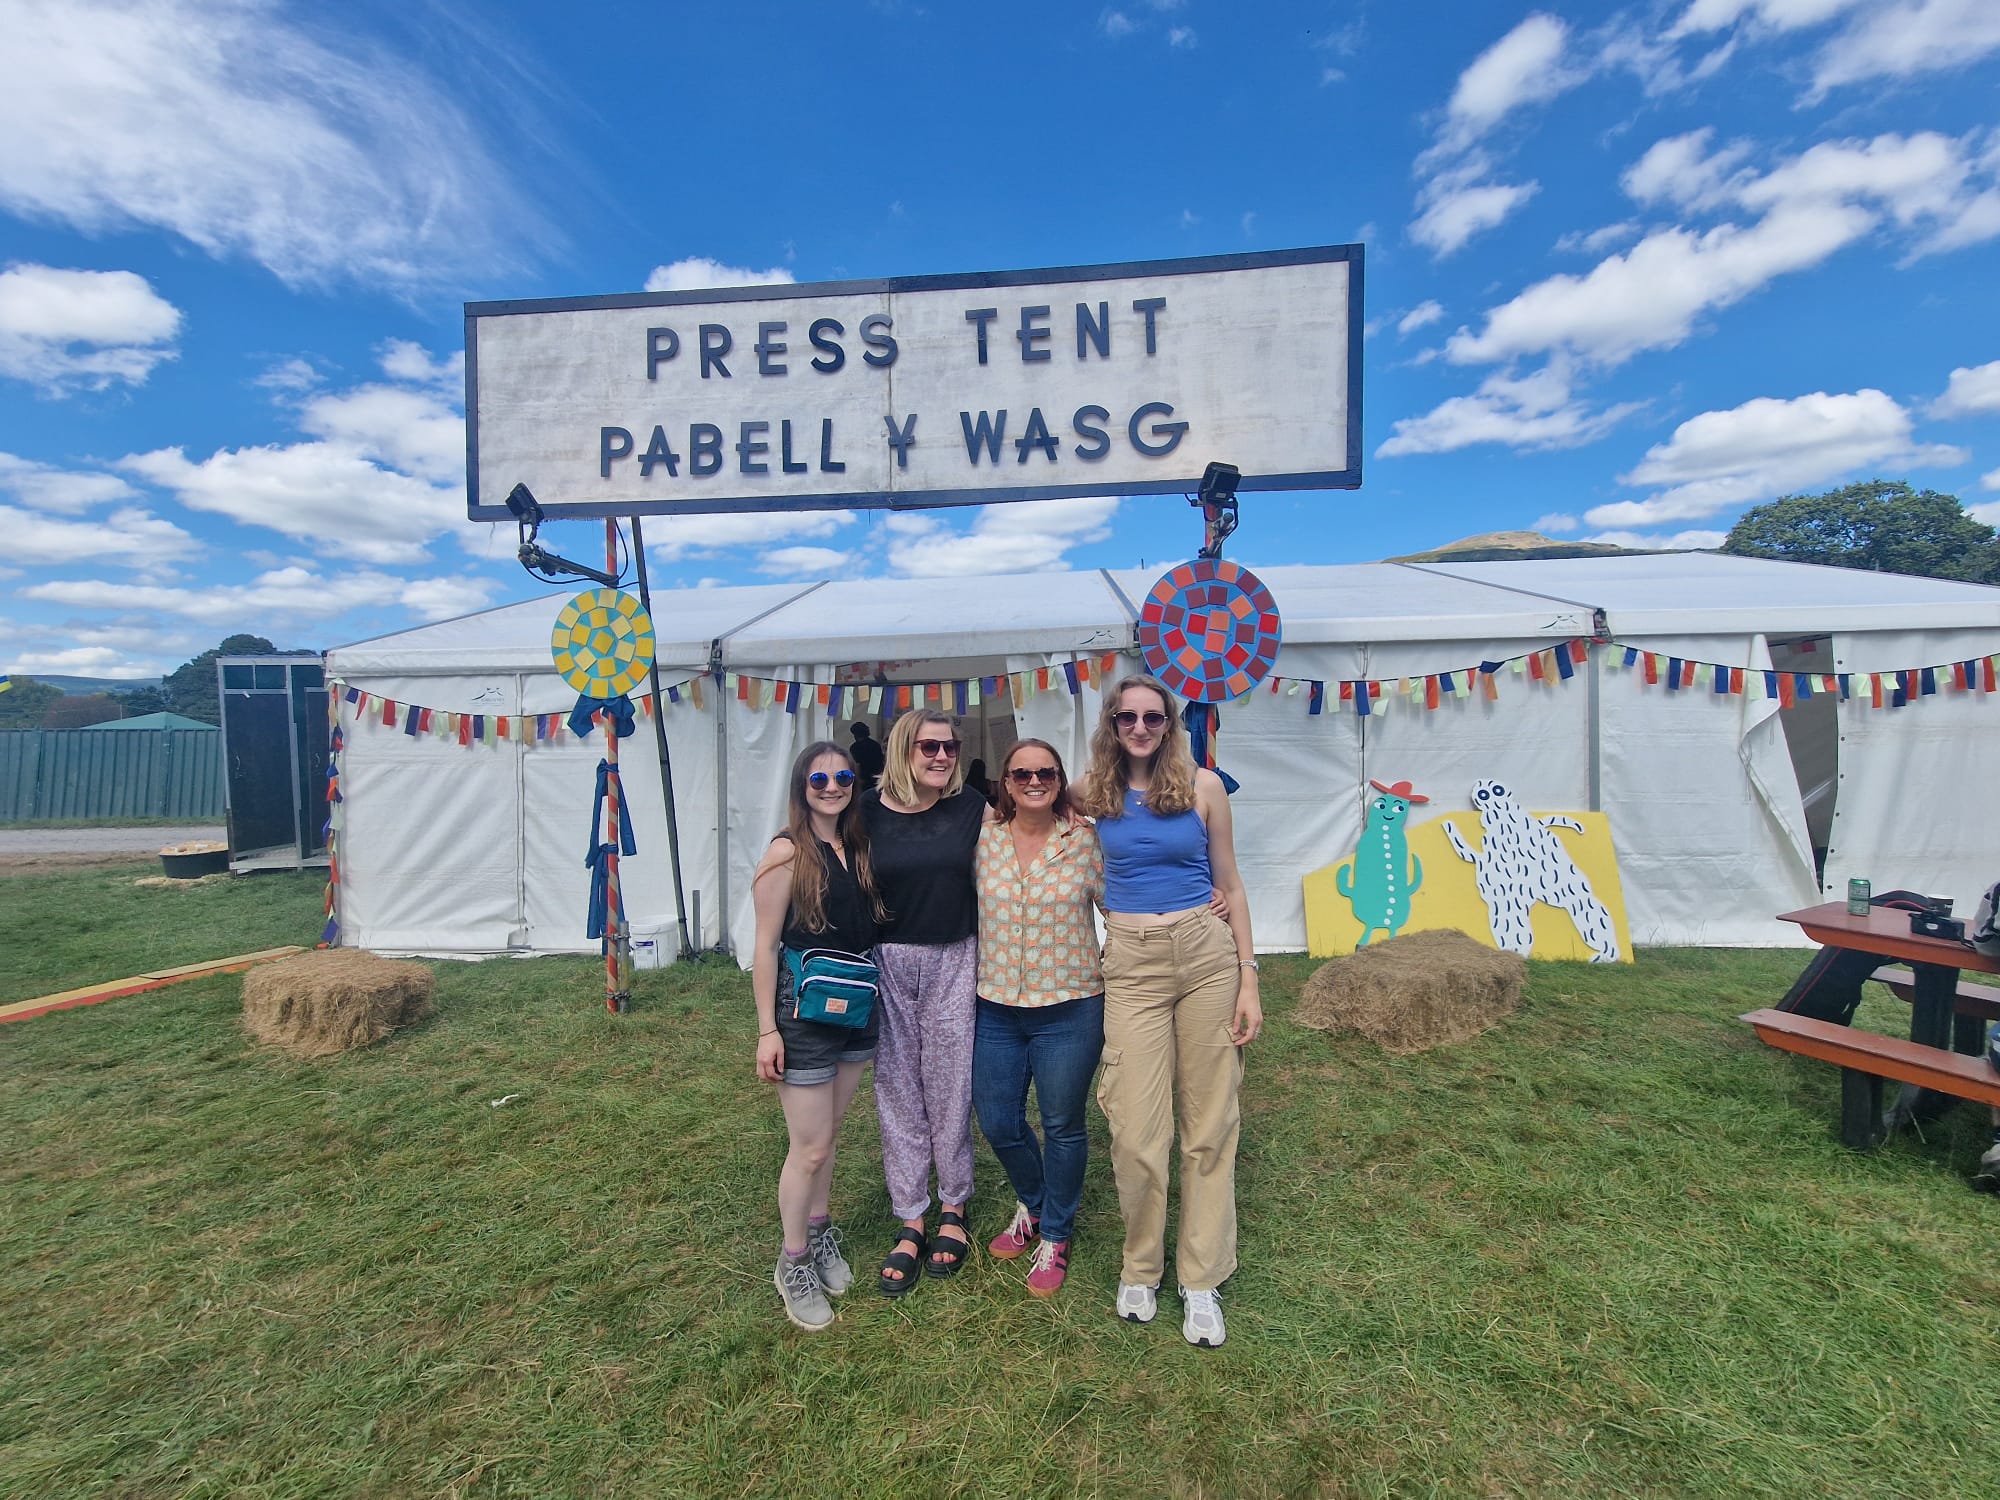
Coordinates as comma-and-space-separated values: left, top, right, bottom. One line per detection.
327, 554, 2000, 675
83, 711, 215, 730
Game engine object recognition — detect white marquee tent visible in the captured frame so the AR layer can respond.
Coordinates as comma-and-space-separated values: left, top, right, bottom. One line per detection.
322, 554, 2000, 962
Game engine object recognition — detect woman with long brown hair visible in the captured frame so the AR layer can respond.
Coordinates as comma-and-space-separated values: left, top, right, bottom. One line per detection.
1075, 674, 1260, 1348
751, 740, 887, 1330
861, 707, 991, 1295
972, 739, 1103, 1297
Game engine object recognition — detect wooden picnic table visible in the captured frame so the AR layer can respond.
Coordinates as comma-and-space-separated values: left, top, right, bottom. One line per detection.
1742, 902, 2000, 1148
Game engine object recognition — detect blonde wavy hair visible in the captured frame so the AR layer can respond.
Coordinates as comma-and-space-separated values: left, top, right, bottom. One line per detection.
1075, 674, 1197, 818
878, 707, 967, 806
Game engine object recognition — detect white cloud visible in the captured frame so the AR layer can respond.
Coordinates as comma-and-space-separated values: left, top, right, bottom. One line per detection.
0, 503, 197, 567
1168, 26, 1196, 47
1585, 388, 1965, 527
643, 258, 797, 293
0, 451, 136, 512
1100, 10, 1137, 38
1580, 528, 1728, 549
887, 497, 1118, 577
0, 263, 180, 392
1533, 512, 1581, 533
121, 443, 467, 565
1411, 177, 1539, 256
1621, 129, 1754, 211
1670, 0, 1865, 37
1441, 15, 1580, 153
377, 340, 464, 393
1448, 201, 1873, 367
1811, 0, 2000, 94
1555, 220, 1642, 254
1398, 301, 1445, 335
3, 645, 164, 678
0, 0, 545, 290
637, 509, 857, 560
1320, 67, 1346, 86
24, 566, 498, 626
256, 358, 322, 395
1932, 360, 2000, 418
298, 385, 465, 486
1376, 365, 1643, 457
758, 546, 854, 577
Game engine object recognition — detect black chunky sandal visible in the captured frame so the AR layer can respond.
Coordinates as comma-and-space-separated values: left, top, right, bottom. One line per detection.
926, 1208, 970, 1277
878, 1223, 927, 1298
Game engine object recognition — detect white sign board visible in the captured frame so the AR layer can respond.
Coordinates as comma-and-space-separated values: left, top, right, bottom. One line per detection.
466, 246, 1361, 520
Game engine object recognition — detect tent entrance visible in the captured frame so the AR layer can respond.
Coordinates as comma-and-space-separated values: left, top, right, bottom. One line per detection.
1770, 634, 1837, 880
832, 654, 1021, 787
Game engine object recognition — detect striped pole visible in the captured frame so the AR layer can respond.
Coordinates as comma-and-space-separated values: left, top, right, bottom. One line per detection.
604, 519, 632, 1013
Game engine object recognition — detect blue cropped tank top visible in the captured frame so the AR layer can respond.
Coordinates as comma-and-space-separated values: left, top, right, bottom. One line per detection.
1097, 787, 1212, 913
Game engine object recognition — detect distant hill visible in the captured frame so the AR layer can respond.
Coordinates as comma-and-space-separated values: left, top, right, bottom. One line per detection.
1386, 530, 1650, 564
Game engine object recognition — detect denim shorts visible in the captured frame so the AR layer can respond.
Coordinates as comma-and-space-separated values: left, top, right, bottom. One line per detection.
775, 954, 879, 1086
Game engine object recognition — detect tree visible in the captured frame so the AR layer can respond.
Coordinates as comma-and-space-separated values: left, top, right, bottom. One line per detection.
0, 675, 63, 728
115, 685, 170, 717
1721, 480, 2000, 584
163, 634, 279, 725
43, 693, 124, 728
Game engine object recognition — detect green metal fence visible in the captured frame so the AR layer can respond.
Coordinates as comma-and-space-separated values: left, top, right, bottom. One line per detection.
0, 729, 225, 821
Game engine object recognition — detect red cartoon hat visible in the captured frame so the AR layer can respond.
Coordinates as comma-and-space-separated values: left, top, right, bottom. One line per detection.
1368, 778, 1430, 803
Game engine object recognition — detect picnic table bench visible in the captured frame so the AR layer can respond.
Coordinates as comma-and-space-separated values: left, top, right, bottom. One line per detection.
1744, 903, 2000, 1149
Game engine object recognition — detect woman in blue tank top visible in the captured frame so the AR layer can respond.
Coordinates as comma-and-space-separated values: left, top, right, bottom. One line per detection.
1076, 673, 1259, 1349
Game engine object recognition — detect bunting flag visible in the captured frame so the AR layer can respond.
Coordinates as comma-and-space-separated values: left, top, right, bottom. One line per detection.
1606, 643, 2000, 711
317, 694, 342, 949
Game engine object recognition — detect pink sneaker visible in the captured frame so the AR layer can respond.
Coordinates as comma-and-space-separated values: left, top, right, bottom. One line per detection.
1025, 1238, 1069, 1296
988, 1201, 1038, 1260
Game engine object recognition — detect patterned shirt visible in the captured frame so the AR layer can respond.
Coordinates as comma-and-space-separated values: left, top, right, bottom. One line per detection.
974, 818, 1105, 1007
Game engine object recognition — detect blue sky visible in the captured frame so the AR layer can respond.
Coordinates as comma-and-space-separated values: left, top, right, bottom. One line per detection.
2, 0, 1997, 680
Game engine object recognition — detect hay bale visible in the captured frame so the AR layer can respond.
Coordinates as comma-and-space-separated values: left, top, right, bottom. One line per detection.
242, 949, 433, 1058
1295, 929, 1524, 1054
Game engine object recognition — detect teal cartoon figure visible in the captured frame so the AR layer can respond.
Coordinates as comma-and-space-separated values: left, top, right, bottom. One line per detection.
1337, 779, 1429, 946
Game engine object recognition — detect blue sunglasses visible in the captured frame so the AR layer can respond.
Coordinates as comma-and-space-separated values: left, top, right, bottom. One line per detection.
808, 769, 856, 789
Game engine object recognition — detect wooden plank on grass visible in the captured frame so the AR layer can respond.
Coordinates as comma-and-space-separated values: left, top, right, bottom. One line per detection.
0, 946, 305, 1026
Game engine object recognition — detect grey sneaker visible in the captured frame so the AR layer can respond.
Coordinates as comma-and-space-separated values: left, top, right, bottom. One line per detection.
774, 1252, 834, 1330
808, 1220, 854, 1295
1115, 1282, 1158, 1323
1974, 1143, 2000, 1193
1180, 1285, 1225, 1348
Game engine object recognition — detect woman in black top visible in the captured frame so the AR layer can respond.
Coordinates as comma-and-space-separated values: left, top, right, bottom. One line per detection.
862, 708, 990, 1295
752, 741, 886, 1331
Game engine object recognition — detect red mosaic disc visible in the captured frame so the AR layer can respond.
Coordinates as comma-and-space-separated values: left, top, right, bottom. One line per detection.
1135, 558, 1281, 704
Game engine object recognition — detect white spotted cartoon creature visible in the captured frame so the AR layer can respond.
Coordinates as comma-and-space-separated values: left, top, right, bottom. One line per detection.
1444, 779, 1620, 962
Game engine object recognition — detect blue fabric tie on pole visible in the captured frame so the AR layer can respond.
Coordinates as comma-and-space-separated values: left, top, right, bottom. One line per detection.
584, 758, 638, 946
569, 692, 637, 739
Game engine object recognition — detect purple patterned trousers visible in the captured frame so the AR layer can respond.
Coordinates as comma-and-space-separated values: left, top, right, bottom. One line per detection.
873, 934, 978, 1219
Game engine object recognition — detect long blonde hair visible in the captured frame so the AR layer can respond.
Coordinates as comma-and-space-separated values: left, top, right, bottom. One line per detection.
878, 708, 966, 806
1075, 674, 1197, 818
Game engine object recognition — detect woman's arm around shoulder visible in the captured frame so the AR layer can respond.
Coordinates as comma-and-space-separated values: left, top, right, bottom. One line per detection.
1193, 770, 1260, 1046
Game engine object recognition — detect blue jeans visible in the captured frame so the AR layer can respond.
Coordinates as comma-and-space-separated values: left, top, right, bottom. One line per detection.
972, 994, 1104, 1244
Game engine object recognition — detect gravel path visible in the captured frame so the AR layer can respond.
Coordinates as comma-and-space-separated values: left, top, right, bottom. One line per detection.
0, 825, 224, 855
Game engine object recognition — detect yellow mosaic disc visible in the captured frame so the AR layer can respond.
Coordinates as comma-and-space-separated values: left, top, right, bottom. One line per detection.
551, 589, 655, 698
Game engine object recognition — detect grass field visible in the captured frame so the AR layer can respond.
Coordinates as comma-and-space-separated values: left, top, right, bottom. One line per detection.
4, 864, 1998, 1498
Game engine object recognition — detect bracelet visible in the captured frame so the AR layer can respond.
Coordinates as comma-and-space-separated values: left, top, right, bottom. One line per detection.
758, 1028, 779, 1037
1238, 960, 1259, 971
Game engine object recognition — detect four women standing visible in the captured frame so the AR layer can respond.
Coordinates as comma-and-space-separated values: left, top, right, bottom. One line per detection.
751, 685, 1258, 1342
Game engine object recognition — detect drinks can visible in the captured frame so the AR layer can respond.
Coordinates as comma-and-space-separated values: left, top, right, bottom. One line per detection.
1847, 878, 1871, 916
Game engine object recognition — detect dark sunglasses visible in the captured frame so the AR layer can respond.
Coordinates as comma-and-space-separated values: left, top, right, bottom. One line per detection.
914, 738, 961, 758
1113, 710, 1170, 729
807, 769, 856, 789
1007, 766, 1061, 786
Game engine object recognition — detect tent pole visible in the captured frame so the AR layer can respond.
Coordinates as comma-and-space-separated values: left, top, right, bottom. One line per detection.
629, 515, 694, 960
604, 519, 633, 1011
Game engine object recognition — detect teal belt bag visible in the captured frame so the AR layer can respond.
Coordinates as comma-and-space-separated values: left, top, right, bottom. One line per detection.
784, 947, 879, 1029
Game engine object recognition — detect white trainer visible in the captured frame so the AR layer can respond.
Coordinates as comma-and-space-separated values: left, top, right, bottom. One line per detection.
1180, 1285, 1225, 1348
1115, 1282, 1158, 1323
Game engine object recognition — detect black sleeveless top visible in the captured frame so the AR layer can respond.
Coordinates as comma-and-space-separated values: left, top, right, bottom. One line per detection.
777, 835, 879, 955
861, 788, 985, 945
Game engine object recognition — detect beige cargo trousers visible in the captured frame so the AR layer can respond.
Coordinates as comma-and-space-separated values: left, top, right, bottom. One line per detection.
1095, 906, 1243, 1292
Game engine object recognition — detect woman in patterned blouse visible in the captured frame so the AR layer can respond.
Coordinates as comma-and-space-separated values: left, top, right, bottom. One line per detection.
971, 739, 1105, 1296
